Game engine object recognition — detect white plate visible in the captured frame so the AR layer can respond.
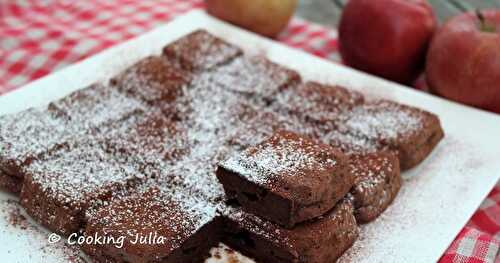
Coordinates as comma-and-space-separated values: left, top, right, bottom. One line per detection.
1, 10, 499, 263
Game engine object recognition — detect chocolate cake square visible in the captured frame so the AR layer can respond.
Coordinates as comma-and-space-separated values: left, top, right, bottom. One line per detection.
209, 56, 301, 102
162, 29, 242, 71
217, 130, 353, 227
349, 152, 402, 223
19, 139, 144, 235
110, 56, 192, 107
336, 100, 444, 169
101, 112, 189, 173
274, 81, 364, 123
48, 83, 147, 131
0, 108, 73, 179
223, 198, 358, 263
83, 186, 223, 263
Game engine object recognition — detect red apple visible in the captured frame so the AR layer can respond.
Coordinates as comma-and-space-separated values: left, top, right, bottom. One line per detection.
426, 10, 500, 113
205, 0, 297, 38
339, 0, 437, 84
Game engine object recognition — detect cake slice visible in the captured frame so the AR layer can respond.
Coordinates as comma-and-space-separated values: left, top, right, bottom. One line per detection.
217, 130, 353, 228
162, 29, 243, 72
110, 56, 192, 108
83, 185, 223, 263
310, 125, 403, 223
101, 111, 189, 172
0, 84, 147, 180
48, 83, 147, 131
336, 100, 444, 169
0, 108, 72, 179
222, 198, 358, 263
209, 56, 301, 102
19, 138, 144, 235
349, 152, 402, 223
272, 83, 443, 170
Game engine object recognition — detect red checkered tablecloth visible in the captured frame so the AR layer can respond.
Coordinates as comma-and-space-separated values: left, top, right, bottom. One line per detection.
0, 1, 498, 262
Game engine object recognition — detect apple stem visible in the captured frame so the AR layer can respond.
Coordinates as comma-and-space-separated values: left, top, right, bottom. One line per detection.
476, 9, 495, 32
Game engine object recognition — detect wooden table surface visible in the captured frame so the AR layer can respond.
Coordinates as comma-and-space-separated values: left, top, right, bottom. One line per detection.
296, 0, 500, 27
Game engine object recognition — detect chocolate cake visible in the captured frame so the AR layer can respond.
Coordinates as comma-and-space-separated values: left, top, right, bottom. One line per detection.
223, 198, 358, 263
225, 107, 323, 152
101, 111, 190, 173
0, 30, 446, 262
217, 130, 353, 227
82, 134, 230, 263
162, 29, 243, 71
274, 81, 364, 123
0, 82, 149, 178
19, 138, 144, 235
271, 82, 443, 170
110, 56, 192, 108
349, 152, 402, 223
335, 100, 444, 170
320, 129, 388, 155
173, 75, 259, 135
48, 83, 147, 131
208, 56, 301, 102
0, 108, 73, 179
83, 186, 223, 263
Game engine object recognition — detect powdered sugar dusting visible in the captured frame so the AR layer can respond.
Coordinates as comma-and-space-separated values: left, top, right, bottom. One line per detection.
221, 131, 338, 187
208, 56, 300, 99
349, 153, 397, 205
86, 184, 219, 251
102, 111, 190, 173
338, 100, 425, 141
274, 81, 364, 122
0, 83, 148, 175
49, 83, 147, 131
111, 56, 191, 105
0, 108, 73, 170
321, 129, 386, 155
25, 140, 141, 208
